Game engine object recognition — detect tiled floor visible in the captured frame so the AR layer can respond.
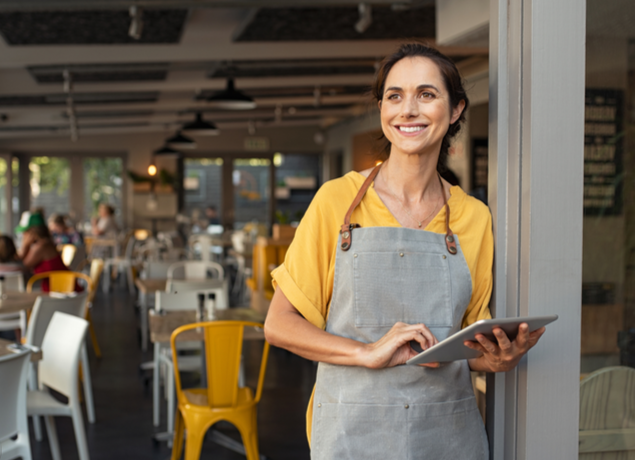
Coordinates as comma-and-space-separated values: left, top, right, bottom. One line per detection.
28, 287, 314, 460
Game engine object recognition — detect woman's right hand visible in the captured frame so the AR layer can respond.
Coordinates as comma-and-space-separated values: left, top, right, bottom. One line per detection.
361, 322, 439, 369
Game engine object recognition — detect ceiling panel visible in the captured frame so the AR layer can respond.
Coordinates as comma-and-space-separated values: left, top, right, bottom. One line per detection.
234, 6, 435, 41
0, 9, 188, 45
0, 91, 159, 106
28, 63, 170, 83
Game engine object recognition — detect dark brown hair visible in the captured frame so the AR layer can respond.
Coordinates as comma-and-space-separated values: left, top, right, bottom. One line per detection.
371, 42, 469, 171
0, 235, 17, 263
27, 225, 52, 241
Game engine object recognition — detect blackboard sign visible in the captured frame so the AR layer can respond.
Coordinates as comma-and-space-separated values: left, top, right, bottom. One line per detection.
471, 138, 488, 203
584, 89, 623, 215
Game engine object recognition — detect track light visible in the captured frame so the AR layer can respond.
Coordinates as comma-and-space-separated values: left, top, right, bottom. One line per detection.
355, 3, 372, 34
129, 6, 144, 40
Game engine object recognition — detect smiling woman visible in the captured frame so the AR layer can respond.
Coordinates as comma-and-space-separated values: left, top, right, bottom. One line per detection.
264, 43, 545, 460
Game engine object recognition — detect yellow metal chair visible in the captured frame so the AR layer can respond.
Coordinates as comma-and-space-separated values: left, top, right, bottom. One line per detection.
27, 270, 92, 294
86, 259, 105, 358
170, 321, 270, 460
27, 270, 102, 357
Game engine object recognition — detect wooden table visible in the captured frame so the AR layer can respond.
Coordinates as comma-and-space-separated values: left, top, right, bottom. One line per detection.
135, 278, 228, 351
0, 338, 42, 362
135, 278, 167, 351
148, 308, 265, 343
0, 292, 41, 315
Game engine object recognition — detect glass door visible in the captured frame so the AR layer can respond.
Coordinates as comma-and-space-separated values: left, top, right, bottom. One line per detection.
183, 158, 223, 232
233, 158, 271, 232
29, 156, 71, 218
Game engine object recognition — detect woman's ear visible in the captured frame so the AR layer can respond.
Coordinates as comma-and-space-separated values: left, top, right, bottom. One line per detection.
450, 100, 466, 125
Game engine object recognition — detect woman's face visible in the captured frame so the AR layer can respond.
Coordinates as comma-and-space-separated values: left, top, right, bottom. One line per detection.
379, 57, 465, 158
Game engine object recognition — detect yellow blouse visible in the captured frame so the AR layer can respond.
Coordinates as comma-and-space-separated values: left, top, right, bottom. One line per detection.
271, 170, 494, 443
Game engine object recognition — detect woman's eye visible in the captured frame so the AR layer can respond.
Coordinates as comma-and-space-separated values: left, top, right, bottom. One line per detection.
420, 92, 435, 99
386, 93, 400, 100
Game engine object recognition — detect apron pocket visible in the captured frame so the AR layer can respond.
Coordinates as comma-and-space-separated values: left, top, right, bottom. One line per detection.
407, 397, 489, 460
353, 250, 453, 328
311, 402, 408, 460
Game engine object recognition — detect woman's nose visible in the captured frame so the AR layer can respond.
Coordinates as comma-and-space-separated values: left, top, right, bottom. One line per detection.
401, 96, 419, 118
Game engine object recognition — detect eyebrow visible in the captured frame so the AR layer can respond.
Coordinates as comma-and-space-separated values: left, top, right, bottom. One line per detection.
385, 84, 441, 93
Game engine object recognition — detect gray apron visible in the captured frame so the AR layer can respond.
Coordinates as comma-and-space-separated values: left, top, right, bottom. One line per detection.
311, 165, 489, 460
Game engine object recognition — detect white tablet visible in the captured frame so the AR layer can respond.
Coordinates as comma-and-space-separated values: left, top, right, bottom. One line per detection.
406, 315, 558, 365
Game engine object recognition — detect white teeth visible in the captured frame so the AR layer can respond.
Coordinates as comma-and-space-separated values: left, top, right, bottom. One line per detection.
398, 126, 425, 133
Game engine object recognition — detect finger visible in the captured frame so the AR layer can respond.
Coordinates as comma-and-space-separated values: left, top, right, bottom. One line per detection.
526, 327, 546, 347
493, 328, 512, 351
419, 362, 440, 368
408, 324, 437, 348
475, 334, 499, 354
464, 340, 486, 354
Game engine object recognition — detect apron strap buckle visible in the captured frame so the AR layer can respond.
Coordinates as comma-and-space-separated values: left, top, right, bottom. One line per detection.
340, 224, 359, 251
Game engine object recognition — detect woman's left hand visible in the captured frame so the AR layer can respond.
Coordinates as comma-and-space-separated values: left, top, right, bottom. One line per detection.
465, 323, 546, 373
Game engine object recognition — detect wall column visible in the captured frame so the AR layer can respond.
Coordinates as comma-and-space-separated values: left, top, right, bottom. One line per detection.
488, 0, 585, 458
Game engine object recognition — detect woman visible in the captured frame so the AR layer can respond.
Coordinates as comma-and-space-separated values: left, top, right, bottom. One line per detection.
17, 213, 70, 292
91, 203, 119, 237
0, 236, 22, 273
264, 43, 545, 459
49, 214, 83, 246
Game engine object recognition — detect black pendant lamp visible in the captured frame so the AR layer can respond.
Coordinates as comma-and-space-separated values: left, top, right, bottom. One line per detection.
153, 145, 181, 158
166, 131, 197, 149
206, 78, 256, 110
181, 113, 220, 136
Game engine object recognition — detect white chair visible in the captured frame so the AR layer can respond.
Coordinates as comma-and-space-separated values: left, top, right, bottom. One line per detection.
0, 346, 32, 460
27, 312, 91, 460
102, 232, 137, 294
579, 366, 635, 458
0, 272, 27, 338
166, 260, 224, 291
25, 292, 95, 442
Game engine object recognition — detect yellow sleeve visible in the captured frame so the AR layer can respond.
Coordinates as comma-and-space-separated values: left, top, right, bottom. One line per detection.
461, 210, 494, 328
271, 182, 341, 330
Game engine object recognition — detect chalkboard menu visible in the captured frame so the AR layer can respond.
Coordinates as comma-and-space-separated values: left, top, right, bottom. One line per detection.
584, 89, 623, 215
470, 138, 488, 203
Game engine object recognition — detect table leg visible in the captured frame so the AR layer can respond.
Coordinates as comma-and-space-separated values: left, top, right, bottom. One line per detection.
141, 292, 148, 352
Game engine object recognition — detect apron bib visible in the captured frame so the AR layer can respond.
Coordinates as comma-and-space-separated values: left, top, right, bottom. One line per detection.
311, 165, 489, 460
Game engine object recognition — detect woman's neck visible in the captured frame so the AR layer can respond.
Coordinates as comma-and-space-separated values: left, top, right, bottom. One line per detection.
379, 152, 440, 203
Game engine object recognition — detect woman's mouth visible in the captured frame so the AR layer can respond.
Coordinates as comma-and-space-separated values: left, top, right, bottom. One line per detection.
395, 125, 427, 134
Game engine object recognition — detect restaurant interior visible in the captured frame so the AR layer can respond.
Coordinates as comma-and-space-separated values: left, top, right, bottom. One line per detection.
0, 0, 632, 459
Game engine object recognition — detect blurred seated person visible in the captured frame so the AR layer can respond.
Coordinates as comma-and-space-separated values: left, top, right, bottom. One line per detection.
49, 213, 84, 246
205, 205, 221, 226
0, 235, 23, 273
91, 203, 119, 237
16, 211, 74, 292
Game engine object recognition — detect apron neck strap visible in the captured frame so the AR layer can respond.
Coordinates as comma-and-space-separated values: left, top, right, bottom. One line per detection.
439, 173, 457, 255
340, 163, 457, 255
340, 163, 382, 251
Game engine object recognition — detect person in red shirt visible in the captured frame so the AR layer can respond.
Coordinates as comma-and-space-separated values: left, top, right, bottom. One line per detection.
16, 211, 70, 292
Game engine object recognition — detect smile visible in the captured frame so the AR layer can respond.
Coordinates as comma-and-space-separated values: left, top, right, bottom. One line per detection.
396, 125, 427, 133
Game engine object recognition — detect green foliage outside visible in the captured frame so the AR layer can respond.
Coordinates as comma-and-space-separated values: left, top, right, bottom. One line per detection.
30, 157, 70, 196
84, 158, 122, 218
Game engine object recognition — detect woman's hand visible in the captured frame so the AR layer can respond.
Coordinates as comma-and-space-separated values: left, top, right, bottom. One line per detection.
465, 323, 546, 372
361, 322, 439, 369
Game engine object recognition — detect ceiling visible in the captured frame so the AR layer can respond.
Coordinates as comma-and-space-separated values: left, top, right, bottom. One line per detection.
0, 1, 488, 140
